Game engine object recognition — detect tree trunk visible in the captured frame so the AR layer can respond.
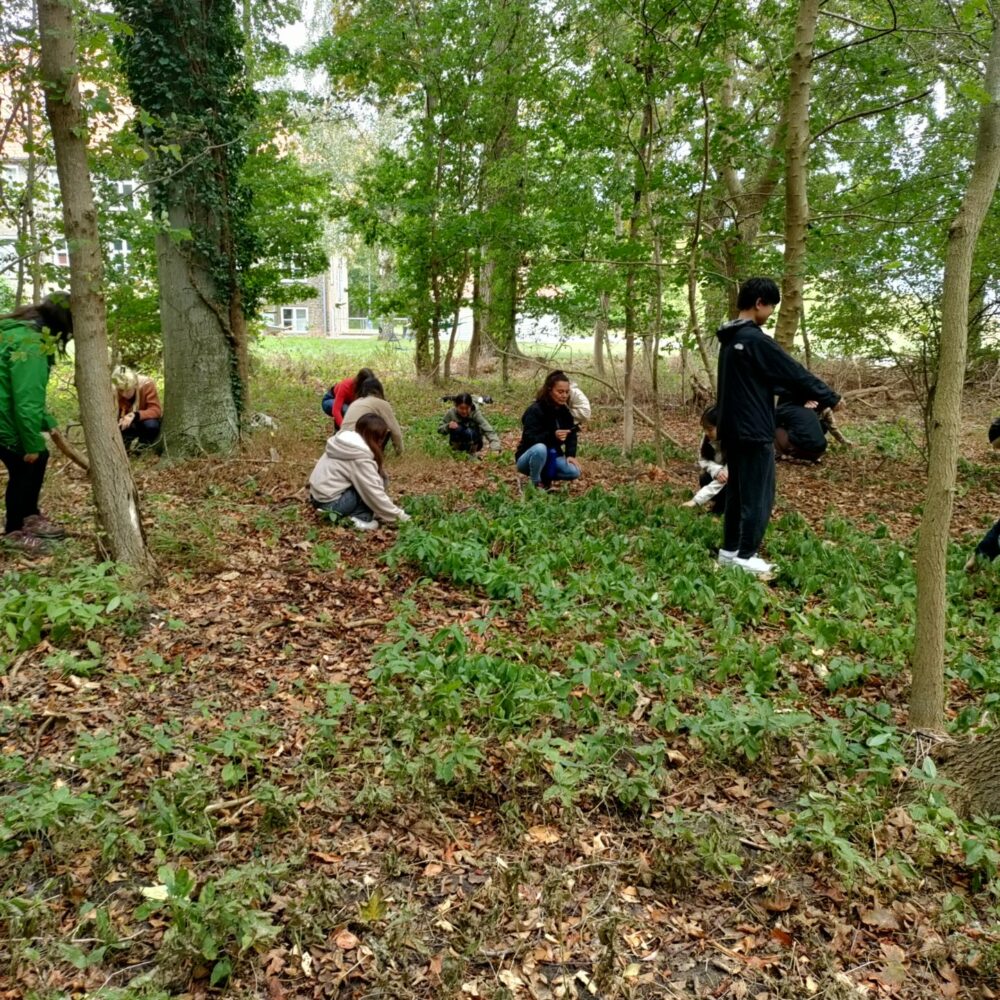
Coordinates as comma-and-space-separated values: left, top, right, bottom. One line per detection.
114, 0, 251, 455
774, 0, 820, 351
593, 291, 609, 376
37, 0, 157, 580
622, 74, 654, 455
156, 212, 241, 455
939, 728, 1000, 819
911, 19, 1000, 732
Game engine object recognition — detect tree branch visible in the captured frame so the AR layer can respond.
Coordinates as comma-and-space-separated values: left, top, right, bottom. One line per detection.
811, 88, 932, 143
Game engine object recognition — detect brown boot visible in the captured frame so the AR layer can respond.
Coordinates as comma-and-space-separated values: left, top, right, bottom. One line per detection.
22, 514, 67, 539
3, 530, 52, 556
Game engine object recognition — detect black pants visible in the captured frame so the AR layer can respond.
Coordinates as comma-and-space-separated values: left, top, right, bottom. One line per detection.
0, 444, 48, 534
122, 417, 161, 446
722, 441, 775, 558
449, 426, 484, 453
975, 519, 1000, 561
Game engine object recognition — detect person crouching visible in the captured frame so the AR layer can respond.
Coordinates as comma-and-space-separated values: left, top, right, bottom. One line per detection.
111, 365, 162, 448
308, 412, 410, 531
438, 392, 501, 458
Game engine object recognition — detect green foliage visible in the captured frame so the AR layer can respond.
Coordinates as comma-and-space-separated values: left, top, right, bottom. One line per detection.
0, 562, 137, 655
135, 864, 280, 986
113, 0, 261, 310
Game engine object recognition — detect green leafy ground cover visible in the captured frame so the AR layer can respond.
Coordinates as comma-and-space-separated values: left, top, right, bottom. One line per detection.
2, 349, 1000, 999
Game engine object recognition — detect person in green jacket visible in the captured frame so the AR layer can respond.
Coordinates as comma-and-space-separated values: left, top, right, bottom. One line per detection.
438, 392, 501, 458
0, 292, 73, 554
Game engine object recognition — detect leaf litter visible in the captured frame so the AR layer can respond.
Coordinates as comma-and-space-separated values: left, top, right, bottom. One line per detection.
2, 390, 1000, 999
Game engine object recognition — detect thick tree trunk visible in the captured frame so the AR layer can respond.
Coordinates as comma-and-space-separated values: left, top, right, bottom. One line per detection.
37, 0, 157, 580
939, 728, 1000, 819
774, 0, 820, 351
156, 213, 241, 456
911, 20, 1000, 732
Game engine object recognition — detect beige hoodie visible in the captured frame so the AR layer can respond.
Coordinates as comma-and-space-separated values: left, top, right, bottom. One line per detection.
308, 430, 409, 524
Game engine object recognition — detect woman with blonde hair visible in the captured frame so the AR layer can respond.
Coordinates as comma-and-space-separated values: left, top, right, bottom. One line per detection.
111, 365, 162, 447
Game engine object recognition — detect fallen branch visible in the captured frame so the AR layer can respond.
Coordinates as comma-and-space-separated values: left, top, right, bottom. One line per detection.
47, 428, 89, 471
204, 794, 254, 816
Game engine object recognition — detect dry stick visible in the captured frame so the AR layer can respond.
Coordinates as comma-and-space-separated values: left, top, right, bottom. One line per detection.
493, 348, 685, 452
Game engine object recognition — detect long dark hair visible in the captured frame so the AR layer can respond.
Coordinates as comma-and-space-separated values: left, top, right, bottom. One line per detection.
536, 369, 569, 403
356, 412, 388, 472
359, 376, 384, 400
2, 292, 73, 352
453, 392, 474, 409
354, 367, 374, 391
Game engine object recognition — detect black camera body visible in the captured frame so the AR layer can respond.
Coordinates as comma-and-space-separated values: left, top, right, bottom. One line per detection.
441, 394, 493, 405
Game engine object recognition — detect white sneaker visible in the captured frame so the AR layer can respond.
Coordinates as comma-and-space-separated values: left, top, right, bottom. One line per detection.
350, 516, 378, 531
732, 554, 774, 578
717, 549, 738, 566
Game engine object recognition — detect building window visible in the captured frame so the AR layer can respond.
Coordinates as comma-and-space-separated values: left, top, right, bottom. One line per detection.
108, 239, 130, 264
0, 240, 16, 276
115, 180, 136, 205
54, 241, 70, 267
281, 307, 308, 332
281, 256, 307, 281
261, 310, 277, 328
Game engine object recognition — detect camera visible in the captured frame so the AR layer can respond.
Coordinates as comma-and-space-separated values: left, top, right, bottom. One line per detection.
441, 394, 493, 405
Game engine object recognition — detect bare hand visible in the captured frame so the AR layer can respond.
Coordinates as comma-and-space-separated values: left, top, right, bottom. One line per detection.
555, 429, 570, 442
119, 414, 135, 430
567, 457, 580, 470
23, 452, 39, 463
804, 400, 819, 410
448, 421, 458, 430
715, 470, 728, 484
681, 499, 697, 508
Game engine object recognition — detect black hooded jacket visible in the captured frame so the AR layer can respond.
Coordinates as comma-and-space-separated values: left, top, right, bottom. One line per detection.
715, 318, 840, 446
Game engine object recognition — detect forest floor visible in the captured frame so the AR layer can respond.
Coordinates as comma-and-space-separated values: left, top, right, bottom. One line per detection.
3, 360, 1000, 1000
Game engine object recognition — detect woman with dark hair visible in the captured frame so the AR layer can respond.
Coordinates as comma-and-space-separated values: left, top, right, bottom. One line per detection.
438, 391, 501, 457
323, 367, 375, 429
308, 412, 410, 530
0, 292, 73, 553
515, 370, 581, 489
340, 376, 404, 455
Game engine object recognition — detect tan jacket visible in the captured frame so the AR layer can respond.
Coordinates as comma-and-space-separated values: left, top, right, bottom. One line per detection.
117, 376, 162, 421
341, 396, 404, 455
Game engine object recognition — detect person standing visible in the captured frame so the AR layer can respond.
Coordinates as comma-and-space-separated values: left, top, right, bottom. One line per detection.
715, 277, 843, 578
111, 365, 162, 448
0, 292, 73, 553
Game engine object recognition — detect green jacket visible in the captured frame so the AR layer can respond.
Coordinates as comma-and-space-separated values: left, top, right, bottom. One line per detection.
0, 317, 58, 455
438, 405, 501, 450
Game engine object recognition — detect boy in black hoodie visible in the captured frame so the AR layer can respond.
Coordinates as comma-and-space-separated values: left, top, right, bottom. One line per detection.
716, 277, 843, 578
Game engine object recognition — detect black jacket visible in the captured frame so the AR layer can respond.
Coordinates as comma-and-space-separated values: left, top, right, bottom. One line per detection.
515, 399, 578, 459
716, 319, 840, 446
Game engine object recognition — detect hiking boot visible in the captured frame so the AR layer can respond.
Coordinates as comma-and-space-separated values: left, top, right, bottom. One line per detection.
717, 549, 738, 566
22, 513, 67, 539
3, 530, 52, 556
349, 515, 378, 531
732, 554, 774, 579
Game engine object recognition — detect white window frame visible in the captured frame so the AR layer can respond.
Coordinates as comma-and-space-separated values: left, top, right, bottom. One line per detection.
281, 307, 308, 333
